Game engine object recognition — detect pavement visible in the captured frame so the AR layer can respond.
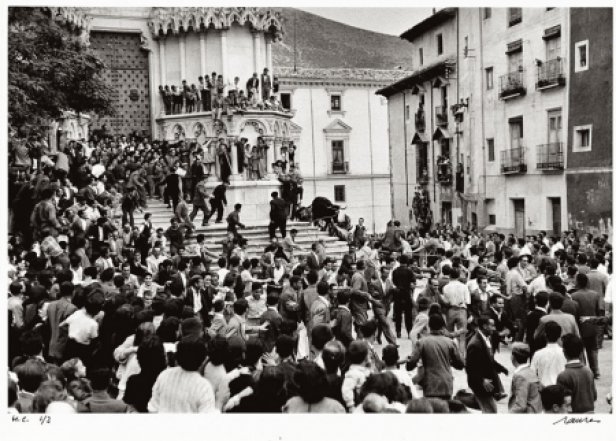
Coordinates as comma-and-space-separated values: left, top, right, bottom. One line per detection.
375, 331, 613, 413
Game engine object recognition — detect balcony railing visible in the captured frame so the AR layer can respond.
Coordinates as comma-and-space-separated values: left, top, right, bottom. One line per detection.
499, 70, 526, 100
536, 142, 564, 171
500, 147, 527, 174
331, 161, 349, 174
536, 58, 566, 90
415, 112, 426, 132
435, 106, 448, 126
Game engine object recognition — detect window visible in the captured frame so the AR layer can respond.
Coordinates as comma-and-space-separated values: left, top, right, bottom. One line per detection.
508, 8, 522, 26
485, 67, 494, 90
508, 50, 523, 73
331, 140, 346, 173
437, 34, 443, 55
330, 94, 342, 111
546, 36, 561, 61
509, 118, 524, 149
418, 48, 424, 66
573, 125, 592, 152
487, 138, 495, 161
489, 214, 496, 225
280, 92, 292, 111
575, 40, 589, 72
405, 104, 410, 121
334, 185, 346, 203
483, 8, 492, 19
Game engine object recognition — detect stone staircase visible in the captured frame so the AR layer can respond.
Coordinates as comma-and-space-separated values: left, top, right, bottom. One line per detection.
129, 199, 350, 265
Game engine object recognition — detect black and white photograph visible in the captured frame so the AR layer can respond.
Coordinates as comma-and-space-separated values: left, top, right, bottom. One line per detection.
3, 1, 614, 435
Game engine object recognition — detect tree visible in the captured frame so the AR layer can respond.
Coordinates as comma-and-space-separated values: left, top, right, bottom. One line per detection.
8, 7, 114, 135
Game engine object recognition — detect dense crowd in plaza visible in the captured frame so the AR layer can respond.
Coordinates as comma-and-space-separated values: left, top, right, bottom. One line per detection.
6, 126, 614, 415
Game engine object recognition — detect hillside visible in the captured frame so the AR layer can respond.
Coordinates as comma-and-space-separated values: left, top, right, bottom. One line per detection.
272, 8, 414, 70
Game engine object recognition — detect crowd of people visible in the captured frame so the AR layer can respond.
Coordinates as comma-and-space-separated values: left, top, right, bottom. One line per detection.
7, 128, 614, 414
158, 68, 289, 118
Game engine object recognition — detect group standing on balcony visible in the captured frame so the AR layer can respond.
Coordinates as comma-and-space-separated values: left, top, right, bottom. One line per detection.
159, 68, 288, 119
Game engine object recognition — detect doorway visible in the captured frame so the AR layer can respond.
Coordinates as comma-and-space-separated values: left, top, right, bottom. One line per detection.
550, 197, 562, 235
442, 202, 452, 225
513, 199, 525, 237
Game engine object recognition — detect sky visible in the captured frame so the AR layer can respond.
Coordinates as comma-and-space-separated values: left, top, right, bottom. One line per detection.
299, 7, 433, 36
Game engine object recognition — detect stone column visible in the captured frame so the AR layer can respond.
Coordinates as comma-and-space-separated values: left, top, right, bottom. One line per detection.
252, 31, 260, 74
220, 29, 228, 81
229, 136, 241, 180
199, 33, 207, 78
147, 48, 157, 137
159, 39, 166, 86
265, 36, 273, 79
262, 136, 275, 178
179, 34, 186, 81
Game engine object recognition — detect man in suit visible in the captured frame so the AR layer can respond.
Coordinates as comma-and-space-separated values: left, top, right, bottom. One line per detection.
279, 275, 302, 324
87, 217, 112, 258
350, 260, 373, 338
369, 266, 397, 345
185, 276, 212, 326
175, 193, 194, 236
487, 294, 515, 353
571, 273, 604, 378
306, 243, 321, 272
299, 270, 320, 330
268, 191, 288, 240
332, 289, 353, 348
534, 293, 580, 341
391, 255, 416, 338
466, 315, 509, 413
526, 291, 549, 357
260, 293, 283, 353
47, 281, 78, 363
508, 343, 542, 413
309, 282, 332, 334
406, 314, 465, 400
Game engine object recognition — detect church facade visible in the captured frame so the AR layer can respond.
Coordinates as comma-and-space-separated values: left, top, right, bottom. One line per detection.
66, 7, 401, 231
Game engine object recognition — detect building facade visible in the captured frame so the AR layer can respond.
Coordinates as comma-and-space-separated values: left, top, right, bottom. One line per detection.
55, 7, 396, 232
565, 8, 613, 236
277, 67, 402, 232
379, 7, 610, 236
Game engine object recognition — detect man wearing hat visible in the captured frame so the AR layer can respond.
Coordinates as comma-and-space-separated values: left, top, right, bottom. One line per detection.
508, 342, 542, 413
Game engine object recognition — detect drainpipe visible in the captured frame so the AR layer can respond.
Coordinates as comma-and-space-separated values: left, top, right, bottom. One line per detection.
479, 8, 487, 222
456, 9, 461, 226
367, 88, 376, 233
309, 87, 316, 196
387, 96, 394, 221
403, 92, 409, 207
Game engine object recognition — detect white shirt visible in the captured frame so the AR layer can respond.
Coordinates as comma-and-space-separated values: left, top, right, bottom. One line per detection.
273, 265, 286, 284
217, 268, 229, 284
528, 274, 547, 297
530, 342, 567, 386
64, 308, 98, 344
442, 280, 471, 308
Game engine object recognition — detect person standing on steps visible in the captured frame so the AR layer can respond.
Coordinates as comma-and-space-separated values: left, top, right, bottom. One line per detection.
190, 178, 210, 227
205, 182, 228, 224
268, 191, 287, 240
227, 203, 245, 239
164, 165, 182, 211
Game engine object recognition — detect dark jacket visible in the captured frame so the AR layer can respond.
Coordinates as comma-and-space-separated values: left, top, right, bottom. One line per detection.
259, 308, 283, 353
212, 184, 227, 204
556, 362, 597, 413
332, 305, 353, 348
270, 197, 287, 221
526, 308, 547, 355
466, 331, 508, 397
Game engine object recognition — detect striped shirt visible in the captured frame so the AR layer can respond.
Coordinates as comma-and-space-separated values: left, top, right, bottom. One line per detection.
148, 367, 216, 413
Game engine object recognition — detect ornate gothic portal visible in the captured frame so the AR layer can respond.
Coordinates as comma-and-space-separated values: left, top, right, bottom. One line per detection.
89, 31, 151, 136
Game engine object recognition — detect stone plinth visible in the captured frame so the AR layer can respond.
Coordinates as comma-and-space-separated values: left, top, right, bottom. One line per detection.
205, 179, 281, 224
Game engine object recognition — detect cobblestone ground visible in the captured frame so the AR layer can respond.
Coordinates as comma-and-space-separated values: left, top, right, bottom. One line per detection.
376, 332, 613, 414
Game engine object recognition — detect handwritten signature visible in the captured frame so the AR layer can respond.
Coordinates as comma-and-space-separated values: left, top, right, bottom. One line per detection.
553, 416, 601, 425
